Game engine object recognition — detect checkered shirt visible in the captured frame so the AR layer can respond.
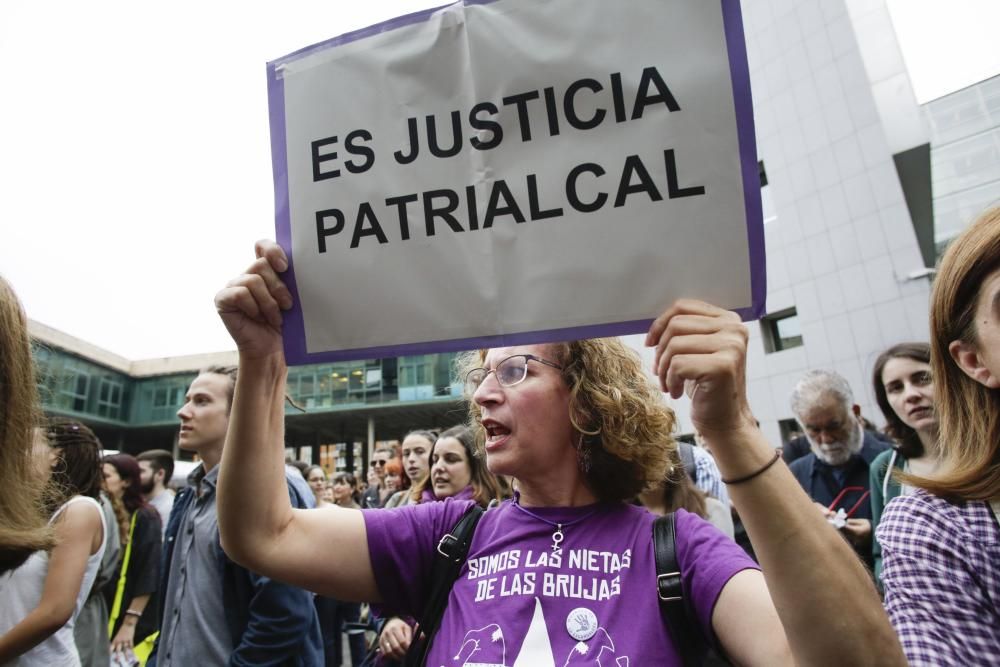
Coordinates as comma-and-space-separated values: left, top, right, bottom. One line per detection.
878, 489, 1000, 666
692, 445, 731, 506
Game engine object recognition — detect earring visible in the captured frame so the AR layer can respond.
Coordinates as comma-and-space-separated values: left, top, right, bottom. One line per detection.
576, 433, 592, 473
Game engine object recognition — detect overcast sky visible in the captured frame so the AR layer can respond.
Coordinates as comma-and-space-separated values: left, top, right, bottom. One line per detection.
1, 0, 997, 360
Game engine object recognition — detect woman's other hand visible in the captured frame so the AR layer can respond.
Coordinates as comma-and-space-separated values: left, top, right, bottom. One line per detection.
214, 240, 294, 361
379, 616, 413, 660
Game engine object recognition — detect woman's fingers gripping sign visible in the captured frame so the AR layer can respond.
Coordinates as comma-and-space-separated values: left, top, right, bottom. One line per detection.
214, 240, 293, 360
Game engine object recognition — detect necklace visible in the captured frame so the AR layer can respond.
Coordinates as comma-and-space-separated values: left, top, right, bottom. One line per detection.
511, 494, 603, 554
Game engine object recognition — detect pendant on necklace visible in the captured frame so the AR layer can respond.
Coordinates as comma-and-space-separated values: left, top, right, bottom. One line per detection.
551, 524, 564, 554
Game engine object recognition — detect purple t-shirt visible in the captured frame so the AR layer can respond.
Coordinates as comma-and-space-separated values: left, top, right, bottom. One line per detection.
365, 499, 756, 665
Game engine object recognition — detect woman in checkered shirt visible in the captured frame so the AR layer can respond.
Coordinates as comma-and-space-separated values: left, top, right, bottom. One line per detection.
878, 206, 1000, 666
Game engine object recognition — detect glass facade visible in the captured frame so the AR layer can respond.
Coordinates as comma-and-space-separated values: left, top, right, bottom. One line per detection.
33, 342, 463, 429
33, 343, 132, 425
132, 375, 196, 425
924, 75, 1000, 251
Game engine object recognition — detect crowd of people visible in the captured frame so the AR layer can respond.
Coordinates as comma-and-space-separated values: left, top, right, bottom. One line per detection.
0, 207, 998, 665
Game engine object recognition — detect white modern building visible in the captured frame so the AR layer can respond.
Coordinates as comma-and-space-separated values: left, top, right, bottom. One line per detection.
628, 0, 1000, 445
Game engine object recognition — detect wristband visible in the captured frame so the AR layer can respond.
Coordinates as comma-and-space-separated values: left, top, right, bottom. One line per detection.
721, 450, 781, 485
124, 609, 143, 618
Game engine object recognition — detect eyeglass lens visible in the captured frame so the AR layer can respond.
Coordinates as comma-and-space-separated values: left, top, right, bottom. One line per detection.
465, 356, 528, 393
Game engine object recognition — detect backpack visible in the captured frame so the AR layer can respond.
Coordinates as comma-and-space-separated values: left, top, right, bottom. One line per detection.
381, 505, 724, 666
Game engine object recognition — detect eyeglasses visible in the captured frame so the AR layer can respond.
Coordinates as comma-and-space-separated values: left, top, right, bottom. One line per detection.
464, 354, 564, 394
803, 420, 846, 439
370, 459, 389, 467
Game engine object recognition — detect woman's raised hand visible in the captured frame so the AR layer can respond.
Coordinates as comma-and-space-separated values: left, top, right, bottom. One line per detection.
645, 299, 756, 440
215, 240, 294, 361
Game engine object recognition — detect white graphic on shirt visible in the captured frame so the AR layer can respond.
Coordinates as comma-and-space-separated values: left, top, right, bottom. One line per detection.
562, 627, 628, 667
452, 623, 506, 667
468, 548, 631, 603
449, 598, 631, 667
511, 598, 555, 667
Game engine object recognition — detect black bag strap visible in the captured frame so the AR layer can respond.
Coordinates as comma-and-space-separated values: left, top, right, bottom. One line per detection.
405, 503, 485, 666
677, 442, 699, 485
653, 513, 704, 666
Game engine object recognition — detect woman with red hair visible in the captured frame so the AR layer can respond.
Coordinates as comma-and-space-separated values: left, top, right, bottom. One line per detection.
382, 459, 411, 509
100, 454, 161, 663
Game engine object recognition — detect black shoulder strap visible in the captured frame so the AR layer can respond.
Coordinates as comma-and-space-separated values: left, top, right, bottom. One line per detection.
653, 513, 704, 666
678, 442, 698, 485
405, 504, 485, 666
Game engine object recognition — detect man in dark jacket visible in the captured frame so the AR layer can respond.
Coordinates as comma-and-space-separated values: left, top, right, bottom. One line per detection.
787, 370, 888, 571
148, 366, 322, 667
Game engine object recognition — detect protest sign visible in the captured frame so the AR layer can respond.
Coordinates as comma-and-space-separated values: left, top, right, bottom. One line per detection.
268, 0, 764, 364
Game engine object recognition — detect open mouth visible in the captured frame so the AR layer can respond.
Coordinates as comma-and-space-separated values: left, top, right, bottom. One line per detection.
482, 418, 511, 448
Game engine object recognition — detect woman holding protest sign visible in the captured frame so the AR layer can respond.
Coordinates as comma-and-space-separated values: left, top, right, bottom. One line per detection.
214, 240, 904, 665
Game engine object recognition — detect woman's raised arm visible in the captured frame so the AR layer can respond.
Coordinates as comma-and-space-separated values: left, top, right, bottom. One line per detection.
647, 299, 905, 666
215, 240, 379, 601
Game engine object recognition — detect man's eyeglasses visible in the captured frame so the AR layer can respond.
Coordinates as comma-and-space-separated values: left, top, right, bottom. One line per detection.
803, 420, 846, 439
464, 354, 563, 394
370, 459, 388, 468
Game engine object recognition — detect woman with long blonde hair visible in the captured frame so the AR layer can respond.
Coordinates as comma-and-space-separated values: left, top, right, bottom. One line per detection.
878, 206, 1000, 663
0, 276, 53, 574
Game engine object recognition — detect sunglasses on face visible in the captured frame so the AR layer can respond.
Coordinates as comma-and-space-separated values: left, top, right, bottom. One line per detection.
370, 459, 389, 467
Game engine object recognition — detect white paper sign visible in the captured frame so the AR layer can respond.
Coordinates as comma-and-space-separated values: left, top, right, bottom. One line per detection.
268, 0, 764, 364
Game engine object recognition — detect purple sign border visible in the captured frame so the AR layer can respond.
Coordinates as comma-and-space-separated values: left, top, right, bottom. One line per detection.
267, 0, 765, 365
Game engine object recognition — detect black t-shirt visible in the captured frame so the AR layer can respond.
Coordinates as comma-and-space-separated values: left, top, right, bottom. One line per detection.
103, 504, 162, 641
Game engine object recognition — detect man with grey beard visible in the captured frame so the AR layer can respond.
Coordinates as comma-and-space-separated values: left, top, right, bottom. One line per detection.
787, 370, 888, 570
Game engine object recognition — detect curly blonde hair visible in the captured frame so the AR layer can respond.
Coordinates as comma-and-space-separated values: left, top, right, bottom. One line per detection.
456, 338, 675, 502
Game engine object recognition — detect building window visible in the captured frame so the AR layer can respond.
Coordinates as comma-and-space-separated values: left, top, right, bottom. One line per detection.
778, 418, 803, 446
97, 377, 123, 420
761, 308, 804, 353
152, 387, 170, 408
758, 160, 778, 225
58, 367, 90, 413
148, 381, 188, 422
399, 355, 436, 400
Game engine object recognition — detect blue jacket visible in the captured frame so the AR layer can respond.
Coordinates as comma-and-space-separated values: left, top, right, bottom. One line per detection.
789, 432, 888, 567
148, 471, 323, 667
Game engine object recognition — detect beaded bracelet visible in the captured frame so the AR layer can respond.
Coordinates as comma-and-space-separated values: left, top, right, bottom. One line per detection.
721, 450, 781, 485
